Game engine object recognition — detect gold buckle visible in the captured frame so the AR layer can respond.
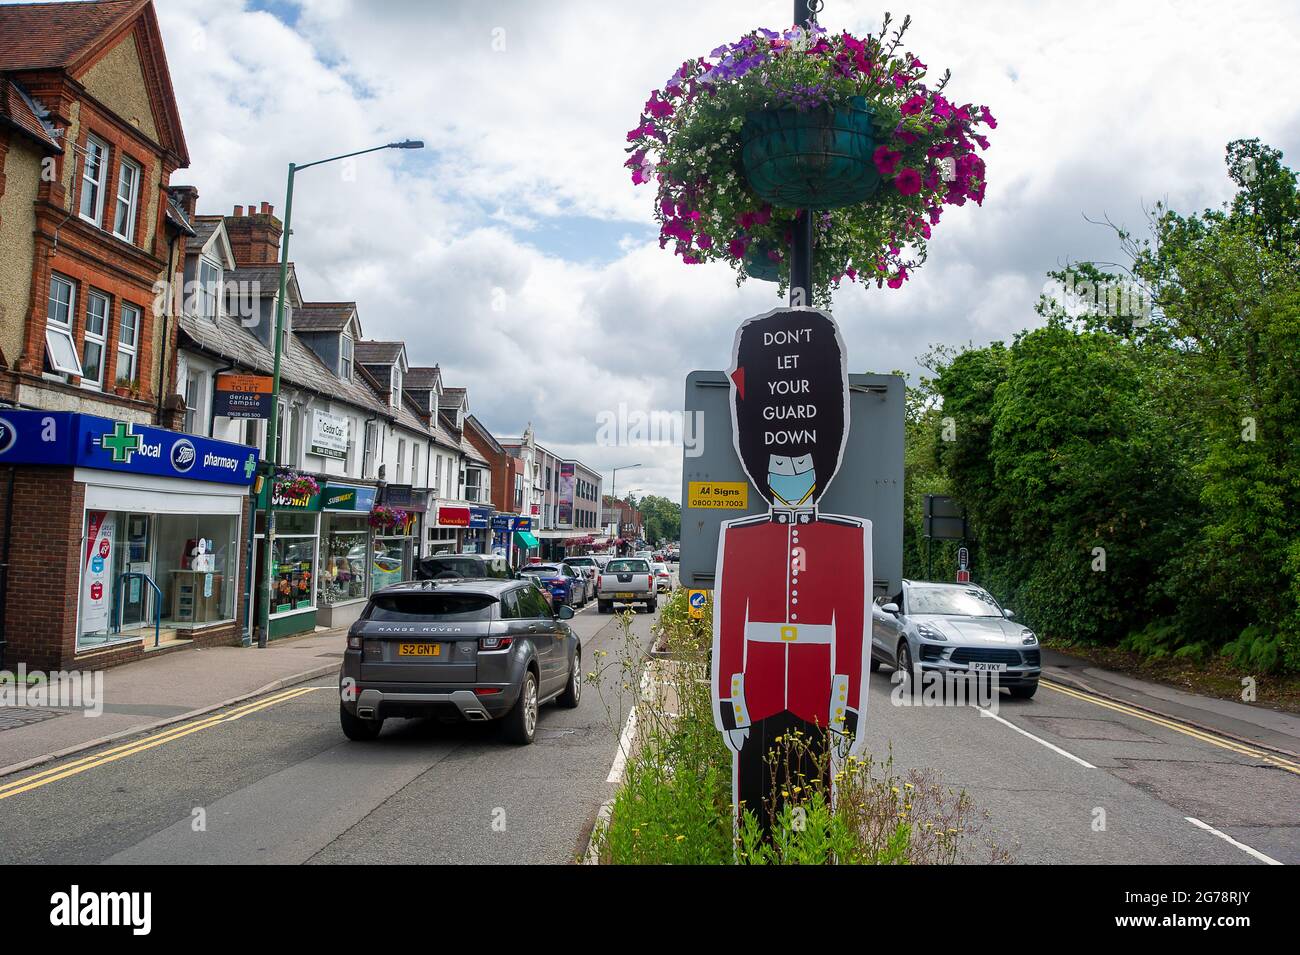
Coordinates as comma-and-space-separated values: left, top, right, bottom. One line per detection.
780, 625, 798, 642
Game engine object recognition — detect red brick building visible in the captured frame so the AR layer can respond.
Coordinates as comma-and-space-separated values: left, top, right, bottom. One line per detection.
0, 2, 260, 672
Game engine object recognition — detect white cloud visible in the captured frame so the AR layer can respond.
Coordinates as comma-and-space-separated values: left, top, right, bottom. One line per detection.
155, 0, 1300, 499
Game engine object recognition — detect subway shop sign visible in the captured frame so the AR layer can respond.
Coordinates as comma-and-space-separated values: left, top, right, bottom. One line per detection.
0, 411, 259, 486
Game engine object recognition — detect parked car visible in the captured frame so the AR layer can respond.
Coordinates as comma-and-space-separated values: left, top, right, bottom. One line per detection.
414, 553, 513, 581
339, 579, 581, 745
565, 556, 602, 600
651, 561, 672, 593
597, 557, 656, 613
517, 562, 587, 608
870, 580, 1041, 699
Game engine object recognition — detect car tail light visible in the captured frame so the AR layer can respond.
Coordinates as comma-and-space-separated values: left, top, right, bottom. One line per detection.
347, 633, 363, 649
479, 636, 513, 651
473, 687, 503, 695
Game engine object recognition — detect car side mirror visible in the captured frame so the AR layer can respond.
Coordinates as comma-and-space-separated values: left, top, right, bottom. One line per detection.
557, 604, 575, 620
1003, 608, 1015, 618
881, 602, 900, 615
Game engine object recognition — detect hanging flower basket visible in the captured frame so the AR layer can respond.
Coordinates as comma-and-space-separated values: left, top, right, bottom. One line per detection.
624, 17, 995, 302
369, 506, 409, 530
275, 471, 319, 499
741, 96, 879, 208
743, 239, 783, 282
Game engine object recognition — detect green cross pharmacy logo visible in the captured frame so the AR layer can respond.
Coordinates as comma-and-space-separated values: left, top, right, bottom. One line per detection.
97, 420, 141, 463
244, 454, 257, 479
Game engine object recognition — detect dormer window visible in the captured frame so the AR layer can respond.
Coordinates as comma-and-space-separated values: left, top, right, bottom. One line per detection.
197, 256, 221, 320
340, 335, 353, 380
391, 366, 402, 407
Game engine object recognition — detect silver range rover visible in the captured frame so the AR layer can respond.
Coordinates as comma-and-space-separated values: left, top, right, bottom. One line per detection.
870, 580, 1042, 699
339, 579, 582, 744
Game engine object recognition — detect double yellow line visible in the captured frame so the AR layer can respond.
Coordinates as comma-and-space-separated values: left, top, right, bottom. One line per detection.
0, 685, 325, 802
1041, 679, 1300, 775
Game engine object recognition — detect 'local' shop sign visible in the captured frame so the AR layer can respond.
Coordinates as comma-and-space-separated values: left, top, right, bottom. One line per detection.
0, 411, 259, 485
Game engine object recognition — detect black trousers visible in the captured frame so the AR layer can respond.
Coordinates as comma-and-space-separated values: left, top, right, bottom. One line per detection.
735, 710, 829, 837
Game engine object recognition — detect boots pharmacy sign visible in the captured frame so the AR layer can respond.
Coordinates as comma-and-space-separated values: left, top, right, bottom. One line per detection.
0, 411, 259, 485
309, 410, 349, 460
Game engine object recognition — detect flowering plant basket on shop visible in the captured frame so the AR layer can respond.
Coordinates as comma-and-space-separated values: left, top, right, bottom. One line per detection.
275, 471, 319, 499
625, 15, 995, 302
369, 506, 409, 530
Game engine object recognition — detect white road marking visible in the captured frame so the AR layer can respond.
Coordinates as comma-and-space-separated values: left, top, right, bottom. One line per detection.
605, 668, 651, 784
977, 707, 1097, 769
1184, 816, 1282, 865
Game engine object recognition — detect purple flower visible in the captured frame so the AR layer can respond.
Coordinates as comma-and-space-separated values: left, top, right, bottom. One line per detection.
895, 168, 923, 195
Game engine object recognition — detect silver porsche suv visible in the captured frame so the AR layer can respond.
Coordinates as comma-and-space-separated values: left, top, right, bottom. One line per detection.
870, 580, 1041, 699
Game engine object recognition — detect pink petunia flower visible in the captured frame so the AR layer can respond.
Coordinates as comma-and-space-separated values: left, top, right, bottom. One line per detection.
894, 168, 923, 195
873, 145, 902, 176
901, 93, 926, 116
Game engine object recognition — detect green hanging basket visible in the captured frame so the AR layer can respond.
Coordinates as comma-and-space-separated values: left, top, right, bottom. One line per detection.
741, 96, 880, 209
743, 241, 782, 282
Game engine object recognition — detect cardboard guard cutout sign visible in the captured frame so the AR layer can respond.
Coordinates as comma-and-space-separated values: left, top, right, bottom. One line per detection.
711, 307, 873, 833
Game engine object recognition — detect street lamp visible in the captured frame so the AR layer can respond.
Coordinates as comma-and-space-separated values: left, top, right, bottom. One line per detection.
257, 139, 424, 647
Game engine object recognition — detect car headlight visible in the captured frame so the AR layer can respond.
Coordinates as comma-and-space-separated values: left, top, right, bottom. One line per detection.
1020, 629, 1037, 645
916, 623, 946, 641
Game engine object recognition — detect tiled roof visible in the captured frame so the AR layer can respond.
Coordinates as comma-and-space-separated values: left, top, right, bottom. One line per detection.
188, 216, 222, 250
295, 302, 356, 333
0, 77, 60, 150
165, 193, 195, 236
405, 365, 441, 390
178, 273, 388, 419
438, 386, 466, 410
355, 340, 403, 365
0, 0, 146, 72
461, 435, 488, 464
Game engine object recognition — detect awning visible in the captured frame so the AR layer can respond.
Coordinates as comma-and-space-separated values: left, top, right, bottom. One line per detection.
515, 530, 539, 549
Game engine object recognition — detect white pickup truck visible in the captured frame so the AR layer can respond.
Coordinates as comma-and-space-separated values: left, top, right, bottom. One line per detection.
596, 557, 657, 614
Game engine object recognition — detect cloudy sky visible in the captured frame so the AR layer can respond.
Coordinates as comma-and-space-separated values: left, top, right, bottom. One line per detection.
151, 0, 1300, 500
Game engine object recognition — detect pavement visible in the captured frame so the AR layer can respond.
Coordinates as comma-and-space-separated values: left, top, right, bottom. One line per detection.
0, 627, 349, 776
0, 593, 1295, 865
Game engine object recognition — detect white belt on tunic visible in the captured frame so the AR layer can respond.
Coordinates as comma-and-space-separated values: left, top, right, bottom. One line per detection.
744, 622, 833, 644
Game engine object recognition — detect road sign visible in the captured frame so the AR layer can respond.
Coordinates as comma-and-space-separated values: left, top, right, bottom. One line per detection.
688, 589, 707, 619
924, 494, 967, 540
957, 569, 971, 583
958, 546, 969, 570
680, 371, 903, 597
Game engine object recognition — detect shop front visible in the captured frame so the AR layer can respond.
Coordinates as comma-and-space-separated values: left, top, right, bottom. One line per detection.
432, 502, 475, 555
316, 482, 377, 629
369, 500, 415, 592
0, 411, 259, 670
464, 506, 494, 553
253, 475, 321, 639
491, 514, 536, 568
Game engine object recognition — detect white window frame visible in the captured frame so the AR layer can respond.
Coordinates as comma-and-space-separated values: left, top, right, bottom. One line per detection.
340, 335, 353, 380
81, 290, 110, 388
396, 438, 405, 476
198, 256, 222, 321
391, 367, 402, 407
116, 302, 140, 386
113, 156, 141, 242
411, 442, 420, 486
45, 273, 83, 376
79, 135, 108, 226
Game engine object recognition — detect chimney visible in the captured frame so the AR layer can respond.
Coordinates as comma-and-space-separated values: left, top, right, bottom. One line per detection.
225, 200, 283, 267
171, 184, 199, 219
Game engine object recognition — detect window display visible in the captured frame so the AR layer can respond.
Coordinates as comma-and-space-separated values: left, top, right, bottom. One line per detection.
320, 514, 369, 605
77, 509, 240, 648
370, 536, 409, 592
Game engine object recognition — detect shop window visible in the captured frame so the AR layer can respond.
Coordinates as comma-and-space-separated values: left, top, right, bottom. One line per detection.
77, 510, 240, 648
320, 515, 369, 606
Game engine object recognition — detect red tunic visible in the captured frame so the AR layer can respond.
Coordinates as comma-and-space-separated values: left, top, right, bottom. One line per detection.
712, 513, 871, 737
